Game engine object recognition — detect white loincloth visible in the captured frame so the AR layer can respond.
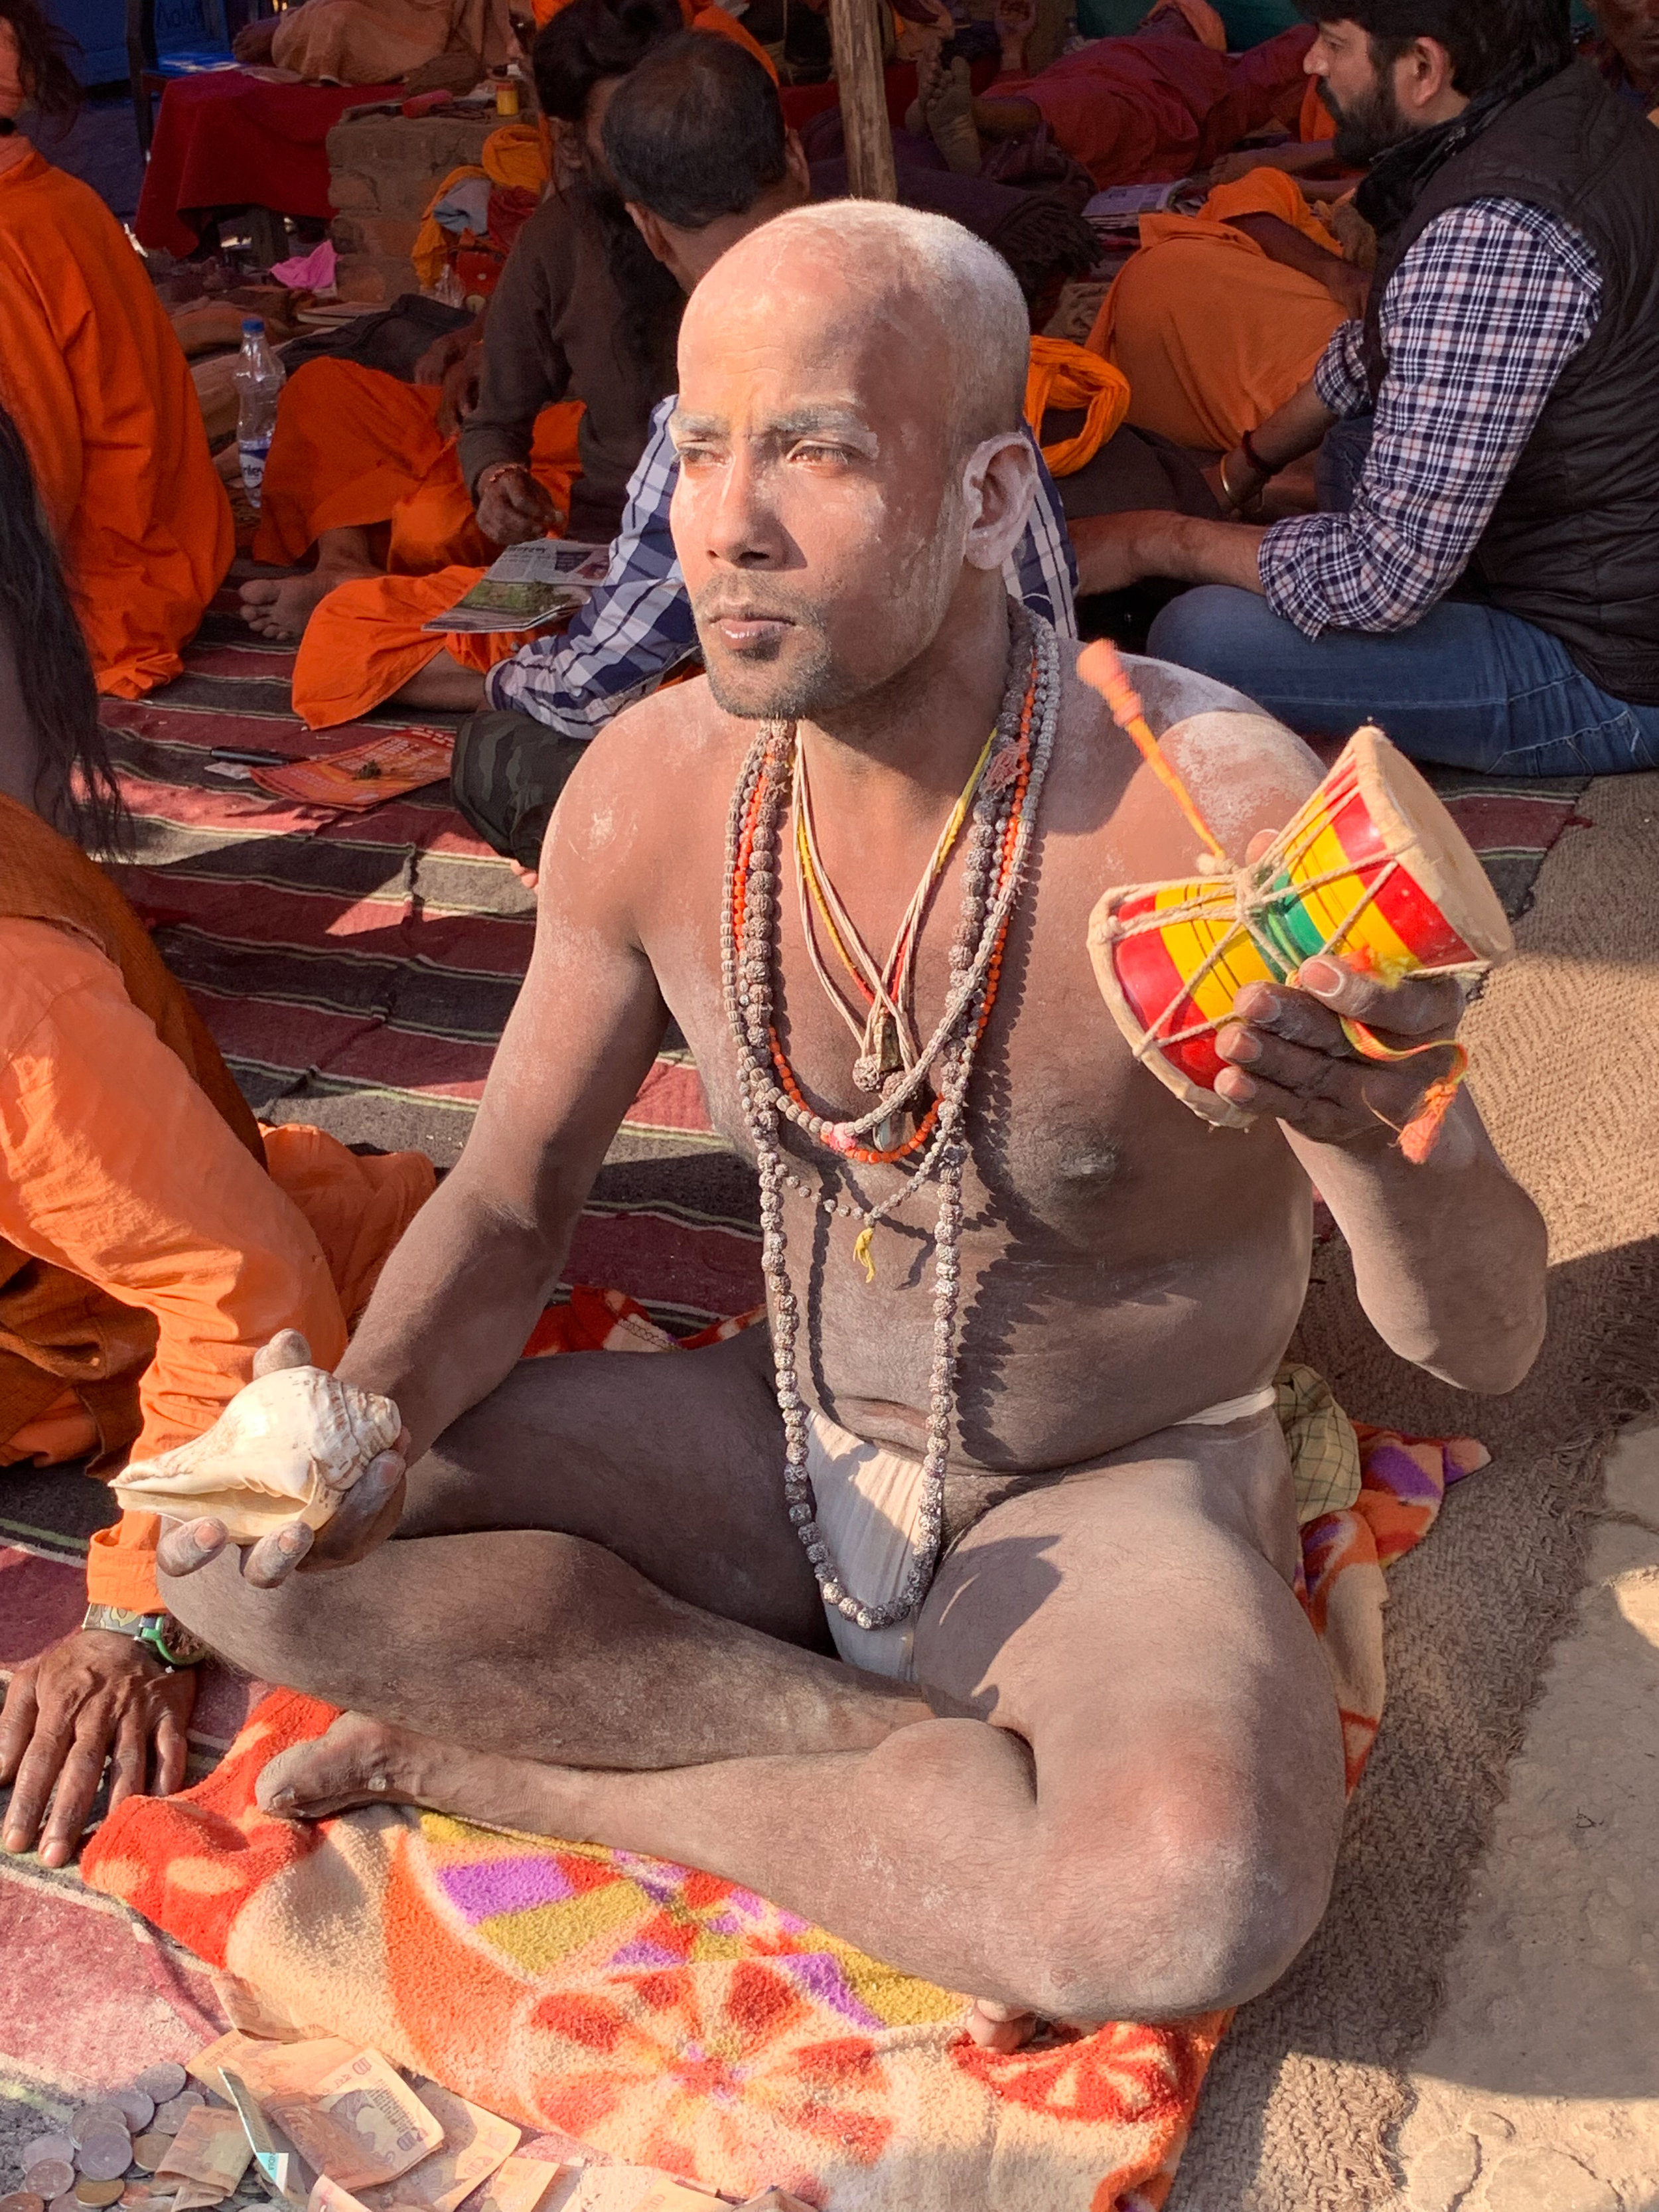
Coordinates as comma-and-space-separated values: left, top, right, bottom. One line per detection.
806, 1385, 1279, 1683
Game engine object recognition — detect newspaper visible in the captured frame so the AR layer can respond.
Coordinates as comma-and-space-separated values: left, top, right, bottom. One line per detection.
1083, 179, 1203, 232
423, 540, 611, 634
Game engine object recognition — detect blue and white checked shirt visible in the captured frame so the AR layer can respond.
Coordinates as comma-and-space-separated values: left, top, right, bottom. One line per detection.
1259, 198, 1603, 637
485, 402, 1079, 733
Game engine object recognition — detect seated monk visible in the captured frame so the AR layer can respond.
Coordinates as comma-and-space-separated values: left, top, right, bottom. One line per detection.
908, 0, 1313, 188
287, 34, 1084, 764
241, 0, 699, 645
231, 0, 511, 85
1087, 166, 1368, 455
0, 409, 434, 1870
0, 0, 232, 700
157, 203, 1545, 2049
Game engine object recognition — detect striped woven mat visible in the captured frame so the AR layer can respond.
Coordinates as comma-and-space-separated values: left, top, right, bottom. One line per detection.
1, 605, 1586, 2155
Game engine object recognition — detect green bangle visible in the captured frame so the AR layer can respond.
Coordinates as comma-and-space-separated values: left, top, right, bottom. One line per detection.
83, 1603, 209, 1668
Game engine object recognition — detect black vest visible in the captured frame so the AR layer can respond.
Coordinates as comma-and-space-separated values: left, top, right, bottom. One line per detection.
1362, 64, 1659, 705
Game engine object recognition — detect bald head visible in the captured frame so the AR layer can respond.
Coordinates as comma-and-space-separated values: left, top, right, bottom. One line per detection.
703, 201, 1031, 457
670, 202, 1039, 725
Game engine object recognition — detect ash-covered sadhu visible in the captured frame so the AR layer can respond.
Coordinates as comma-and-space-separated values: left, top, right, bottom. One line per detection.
153, 202, 1546, 2040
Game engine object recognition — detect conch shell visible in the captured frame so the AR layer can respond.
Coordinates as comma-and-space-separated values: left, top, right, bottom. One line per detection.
112, 1364, 403, 1541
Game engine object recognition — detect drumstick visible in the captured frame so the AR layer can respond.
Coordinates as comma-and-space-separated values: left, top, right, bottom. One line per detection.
1077, 640, 1228, 864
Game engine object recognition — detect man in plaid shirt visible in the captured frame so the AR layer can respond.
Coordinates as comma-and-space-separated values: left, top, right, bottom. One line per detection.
1074, 0, 1659, 776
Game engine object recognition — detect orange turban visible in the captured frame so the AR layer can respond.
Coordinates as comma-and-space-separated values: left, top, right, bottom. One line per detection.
1145, 0, 1228, 52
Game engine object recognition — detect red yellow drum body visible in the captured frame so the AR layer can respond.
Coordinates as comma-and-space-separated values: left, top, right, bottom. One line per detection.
1088, 726, 1514, 1128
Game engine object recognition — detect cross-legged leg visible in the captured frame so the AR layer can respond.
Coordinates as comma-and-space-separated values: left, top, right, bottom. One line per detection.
165, 1376, 1344, 2022
162, 1327, 932, 1769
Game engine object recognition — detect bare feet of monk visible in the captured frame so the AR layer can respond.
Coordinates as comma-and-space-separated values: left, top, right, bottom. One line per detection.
240, 526, 384, 640
919, 53, 982, 176
964, 1998, 1041, 2051
255, 1709, 584, 1840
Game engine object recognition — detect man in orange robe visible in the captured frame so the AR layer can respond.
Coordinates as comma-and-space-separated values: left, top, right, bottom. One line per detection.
238, 0, 772, 654
1088, 167, 1365, 454
0, 403, 433, 1868
0, 7, 232, 699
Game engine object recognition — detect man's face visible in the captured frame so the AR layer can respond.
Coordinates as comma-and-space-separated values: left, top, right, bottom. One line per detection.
1595, 0, 1659, 89
670, 246, 970, 723
1307, 18, 1412, 163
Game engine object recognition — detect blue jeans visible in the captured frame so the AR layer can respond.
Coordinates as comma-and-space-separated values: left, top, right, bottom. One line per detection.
1145, 587, 1659, 776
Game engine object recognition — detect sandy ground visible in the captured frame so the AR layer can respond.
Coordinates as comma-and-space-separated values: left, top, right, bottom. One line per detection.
1394, 1416, 1659, 2212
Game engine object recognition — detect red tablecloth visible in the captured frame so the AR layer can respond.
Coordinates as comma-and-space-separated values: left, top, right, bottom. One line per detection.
135, 70, 400, 256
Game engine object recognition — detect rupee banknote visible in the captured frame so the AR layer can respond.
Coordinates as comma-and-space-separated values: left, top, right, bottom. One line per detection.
190, 2035, 360, 2106
262, 2052, 444, 2189
155, 2109, 254, 2197
352, 2085, 516, 2212
467, 2158, 567, 2212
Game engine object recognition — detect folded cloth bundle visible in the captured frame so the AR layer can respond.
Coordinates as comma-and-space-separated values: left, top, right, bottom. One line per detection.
84, 1291, 1485, 2212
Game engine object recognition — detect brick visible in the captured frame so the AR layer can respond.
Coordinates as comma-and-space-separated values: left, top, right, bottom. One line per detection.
330, 212, 421, 259
333, 255, 406, 303
328, 168, 378, 212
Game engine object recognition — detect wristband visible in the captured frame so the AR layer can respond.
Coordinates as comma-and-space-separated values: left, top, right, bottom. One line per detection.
83, 1603, 209, 1667
1240, 427, 1275, 480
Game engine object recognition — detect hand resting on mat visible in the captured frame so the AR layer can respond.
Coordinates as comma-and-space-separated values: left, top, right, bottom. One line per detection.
152, 1331, 411, 1588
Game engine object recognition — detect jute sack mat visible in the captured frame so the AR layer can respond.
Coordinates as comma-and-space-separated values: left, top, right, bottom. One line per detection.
1170, 771, 1659, 2211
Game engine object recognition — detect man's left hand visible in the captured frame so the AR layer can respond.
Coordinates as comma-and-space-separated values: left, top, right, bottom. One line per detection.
0, 1631, 195, 1867
1214, 954, 1465, 1148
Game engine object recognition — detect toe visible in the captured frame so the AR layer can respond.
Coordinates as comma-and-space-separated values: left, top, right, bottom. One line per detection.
257, 1713, 407, 1818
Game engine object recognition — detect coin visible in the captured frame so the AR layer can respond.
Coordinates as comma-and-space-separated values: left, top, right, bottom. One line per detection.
111, 2093, 155, 2136
74, 2186, 124, 2209
1, 2192, 47, 2212
127, 2143, 173, 2179
72, 2134, 131, 2187
133, 2067, 188, 2104
25, 2168, 75, 2202
21, 2146, 74, 2179
151, 2097, 201, 2133
68, 2118, 126, 2156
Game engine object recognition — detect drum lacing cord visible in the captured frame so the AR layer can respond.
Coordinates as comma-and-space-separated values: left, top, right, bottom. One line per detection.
1078, 640, 1482, 1163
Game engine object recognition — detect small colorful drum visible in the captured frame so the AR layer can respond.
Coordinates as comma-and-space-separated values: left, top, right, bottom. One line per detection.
1088, 724, 1514, 1129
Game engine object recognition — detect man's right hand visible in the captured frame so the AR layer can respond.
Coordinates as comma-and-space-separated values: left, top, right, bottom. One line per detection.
155, 1332, 410, 1589
475, 464, 561, 548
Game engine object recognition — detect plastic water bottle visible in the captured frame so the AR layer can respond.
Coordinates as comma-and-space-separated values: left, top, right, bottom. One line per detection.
234, 317, 285, 510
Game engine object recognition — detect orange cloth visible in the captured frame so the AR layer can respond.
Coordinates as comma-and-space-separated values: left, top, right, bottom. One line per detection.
253, 361, 583, 573
0, 149, 233, 700
1086, 167, 1347, 453
270, 0, 512, 83
0, 795, 435, 1610
292, 564, 534, 730
1299, 74, 1336, 142
1023, 337, 1131, 477
1147, 0, 1226, 52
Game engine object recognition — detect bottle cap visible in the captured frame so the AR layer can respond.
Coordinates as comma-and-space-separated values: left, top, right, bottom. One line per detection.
242, 316, 265, 334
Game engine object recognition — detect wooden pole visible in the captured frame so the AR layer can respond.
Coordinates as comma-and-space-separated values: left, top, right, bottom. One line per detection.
826, 0, 898, 201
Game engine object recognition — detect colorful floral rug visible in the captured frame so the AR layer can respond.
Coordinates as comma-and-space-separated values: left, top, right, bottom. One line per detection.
80, 1410, 1482, 2212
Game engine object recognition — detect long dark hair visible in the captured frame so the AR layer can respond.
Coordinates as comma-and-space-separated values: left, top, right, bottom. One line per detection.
532, 0, 687, 384
0, 408, 126, 852
1, 0, 84, 129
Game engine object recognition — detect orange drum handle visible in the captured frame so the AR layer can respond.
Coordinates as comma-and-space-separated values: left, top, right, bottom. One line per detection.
1338, 1016, 1469, 1163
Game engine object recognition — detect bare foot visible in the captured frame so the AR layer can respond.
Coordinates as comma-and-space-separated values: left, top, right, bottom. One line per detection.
964, 1998, 1041, 2050
508, 858, 539, 893
240, 563, 375, 642
255, 1709, 589, 1839
922, 54, 982, 177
